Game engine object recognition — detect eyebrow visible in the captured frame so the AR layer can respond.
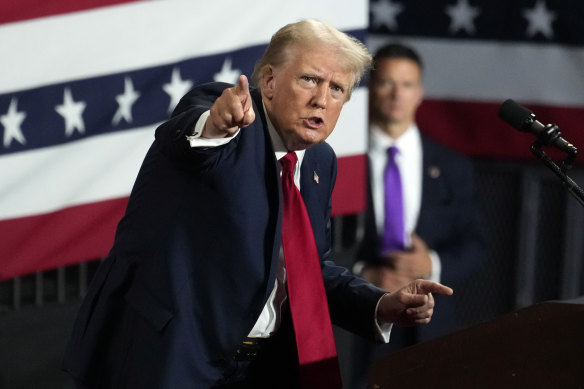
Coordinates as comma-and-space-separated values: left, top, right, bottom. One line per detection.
301, 69, 349, 91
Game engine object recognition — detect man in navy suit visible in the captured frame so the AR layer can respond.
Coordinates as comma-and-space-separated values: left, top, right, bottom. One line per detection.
350, 43, 485, 387
62, 22, 453, 388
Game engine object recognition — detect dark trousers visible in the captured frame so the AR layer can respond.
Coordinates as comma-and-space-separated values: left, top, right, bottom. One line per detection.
214, 309, 301, 389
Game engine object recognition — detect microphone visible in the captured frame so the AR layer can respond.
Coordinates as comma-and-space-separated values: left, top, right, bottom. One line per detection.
498, 99, 577, 155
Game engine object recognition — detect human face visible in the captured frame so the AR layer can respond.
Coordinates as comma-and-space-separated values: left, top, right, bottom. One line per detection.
369, 58, 423, 135
261, 45, 352, 151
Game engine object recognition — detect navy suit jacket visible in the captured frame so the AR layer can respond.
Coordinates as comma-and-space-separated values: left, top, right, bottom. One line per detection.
62, 83, 386, 388
358, 135, 485, 341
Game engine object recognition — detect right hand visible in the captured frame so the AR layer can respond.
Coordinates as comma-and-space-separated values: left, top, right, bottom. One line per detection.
204, 74, 256, 138
383, 234, 432, 280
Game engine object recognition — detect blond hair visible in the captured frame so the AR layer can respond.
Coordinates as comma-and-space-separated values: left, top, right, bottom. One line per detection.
251, 19, 372, 100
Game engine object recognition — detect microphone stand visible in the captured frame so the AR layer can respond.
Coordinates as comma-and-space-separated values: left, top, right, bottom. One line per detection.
530, 135, 584, 207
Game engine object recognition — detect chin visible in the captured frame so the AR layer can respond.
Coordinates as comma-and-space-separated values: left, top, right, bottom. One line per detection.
302, 135, 325, 147
287, 137, 320, 151
284, 128, 326, 150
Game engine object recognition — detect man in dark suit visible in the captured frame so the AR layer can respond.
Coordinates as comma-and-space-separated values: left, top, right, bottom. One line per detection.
350, 43, 485, 387
61, 22, 453, 388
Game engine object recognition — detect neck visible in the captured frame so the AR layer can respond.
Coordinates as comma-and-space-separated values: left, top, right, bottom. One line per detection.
373, 119, 411, 140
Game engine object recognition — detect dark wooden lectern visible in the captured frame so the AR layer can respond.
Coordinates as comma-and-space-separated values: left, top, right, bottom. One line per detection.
369, 298, 584, 388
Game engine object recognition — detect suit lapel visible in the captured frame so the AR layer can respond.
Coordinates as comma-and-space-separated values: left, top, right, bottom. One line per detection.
418, 137, 448, 235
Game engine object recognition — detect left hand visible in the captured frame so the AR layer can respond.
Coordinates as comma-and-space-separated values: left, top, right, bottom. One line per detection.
384, 234, 433, 280
377, 279, 453, 327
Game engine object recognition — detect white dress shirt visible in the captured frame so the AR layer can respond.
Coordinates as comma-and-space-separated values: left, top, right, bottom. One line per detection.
368, 124, 441, 282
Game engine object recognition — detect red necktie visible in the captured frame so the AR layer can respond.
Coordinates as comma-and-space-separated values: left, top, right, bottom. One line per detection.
280, 152, 342, 389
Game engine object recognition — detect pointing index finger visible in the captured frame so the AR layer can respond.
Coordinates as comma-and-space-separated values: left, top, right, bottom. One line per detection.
235, 74, 250, 96
417, 280, 453, 296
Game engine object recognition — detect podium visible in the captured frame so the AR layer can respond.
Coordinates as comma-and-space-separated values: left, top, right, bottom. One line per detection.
368, 298, 584, 388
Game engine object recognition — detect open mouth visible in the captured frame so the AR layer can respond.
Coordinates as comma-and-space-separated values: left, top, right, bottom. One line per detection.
305, 117, 323, 128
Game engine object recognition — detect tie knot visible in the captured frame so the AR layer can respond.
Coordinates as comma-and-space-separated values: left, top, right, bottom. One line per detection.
280, 152, 298, 174
388, 146, 399, 160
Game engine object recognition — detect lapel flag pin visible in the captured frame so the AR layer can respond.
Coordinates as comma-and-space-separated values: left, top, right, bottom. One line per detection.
428, 166, 441, 179
313, 171, 319, 184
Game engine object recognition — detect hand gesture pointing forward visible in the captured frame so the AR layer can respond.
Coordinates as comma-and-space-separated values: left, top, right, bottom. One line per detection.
377, 279, 453, 327
204, 75, 256, 138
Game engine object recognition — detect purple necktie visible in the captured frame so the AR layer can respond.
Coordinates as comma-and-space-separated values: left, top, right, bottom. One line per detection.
381, 146, 405, 253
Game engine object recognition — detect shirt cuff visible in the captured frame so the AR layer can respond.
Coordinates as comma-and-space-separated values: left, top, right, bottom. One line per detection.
185, 110, 239, 148
427, 250, 442, 283
352, 260, 366, 275
374, 293, 392, 343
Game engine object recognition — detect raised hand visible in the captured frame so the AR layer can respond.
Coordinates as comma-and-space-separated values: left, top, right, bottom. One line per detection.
204, 74, 256, 138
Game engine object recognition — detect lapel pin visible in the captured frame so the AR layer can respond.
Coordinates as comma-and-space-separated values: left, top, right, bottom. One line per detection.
313, 171, 319, 184
427, 166, 441, 179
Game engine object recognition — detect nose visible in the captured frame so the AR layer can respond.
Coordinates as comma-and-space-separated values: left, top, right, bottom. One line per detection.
390, 84, 407, 100
388, 84, 399, 99
310, 84, 327, 109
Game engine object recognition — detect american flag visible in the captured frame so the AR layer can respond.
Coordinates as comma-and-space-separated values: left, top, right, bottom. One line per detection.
367, 0, 584, 161
0, 0, 369, 279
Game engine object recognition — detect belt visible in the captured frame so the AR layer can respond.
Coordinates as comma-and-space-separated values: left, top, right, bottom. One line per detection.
214, 337, 271, 387
233, 337, 268, 362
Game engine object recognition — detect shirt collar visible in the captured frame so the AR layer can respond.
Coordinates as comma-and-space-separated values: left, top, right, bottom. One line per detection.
369, 123, 421, 157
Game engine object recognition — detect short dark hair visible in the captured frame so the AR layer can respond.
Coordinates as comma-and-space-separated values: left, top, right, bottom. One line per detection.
371, 43, 423, 76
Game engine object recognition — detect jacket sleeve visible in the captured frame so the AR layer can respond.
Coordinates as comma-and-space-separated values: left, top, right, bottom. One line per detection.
154, 82, 239, 172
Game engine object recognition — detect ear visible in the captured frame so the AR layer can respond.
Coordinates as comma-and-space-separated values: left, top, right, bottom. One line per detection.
261, 66, 275, 100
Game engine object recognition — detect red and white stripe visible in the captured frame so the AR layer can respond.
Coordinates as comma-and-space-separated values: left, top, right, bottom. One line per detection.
0, 0, 369, 279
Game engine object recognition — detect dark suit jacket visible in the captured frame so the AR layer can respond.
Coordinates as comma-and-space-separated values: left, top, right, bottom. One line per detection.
62, 82, 386, 388
358, 134, 485, 341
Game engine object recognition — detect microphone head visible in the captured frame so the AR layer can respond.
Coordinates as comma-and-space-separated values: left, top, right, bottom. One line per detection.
498, 99, 536, 132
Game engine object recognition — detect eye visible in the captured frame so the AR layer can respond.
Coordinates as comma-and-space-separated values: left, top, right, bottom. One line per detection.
330, 84, 344, 98
378, 80, 393, 88
403, 81, 418, 89
301, 75, 315, 84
